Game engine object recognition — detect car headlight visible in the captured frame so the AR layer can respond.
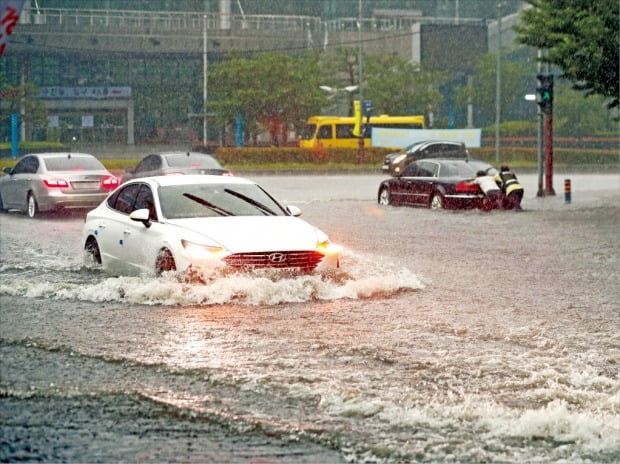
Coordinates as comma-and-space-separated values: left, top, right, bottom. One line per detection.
393, 154, 407, 164
181, 239, 230, 260
316, 240, 342, 256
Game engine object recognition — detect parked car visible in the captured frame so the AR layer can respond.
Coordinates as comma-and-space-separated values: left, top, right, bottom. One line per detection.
82, 175, 341, 277
121, 151, 231, 183
377, 158, 498, 210
0, 152, 119, 218
381, 140, 470, 176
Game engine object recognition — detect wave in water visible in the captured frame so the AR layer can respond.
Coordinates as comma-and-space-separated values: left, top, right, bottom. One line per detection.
0, 250, 425, 306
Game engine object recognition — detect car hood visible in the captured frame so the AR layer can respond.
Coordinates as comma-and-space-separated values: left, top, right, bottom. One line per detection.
164, 216, 325, 253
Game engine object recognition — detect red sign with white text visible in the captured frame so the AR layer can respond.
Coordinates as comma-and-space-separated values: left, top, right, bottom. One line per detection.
0, 0, 26, 58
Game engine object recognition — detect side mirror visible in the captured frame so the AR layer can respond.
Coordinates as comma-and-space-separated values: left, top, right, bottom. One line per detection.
286, 205, 302, 217
129, 208, 151, 228
3, 167, 13, 175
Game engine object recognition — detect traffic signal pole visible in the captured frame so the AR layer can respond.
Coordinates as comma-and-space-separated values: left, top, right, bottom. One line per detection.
536, 73, 556, 196
544, 109, 555, 195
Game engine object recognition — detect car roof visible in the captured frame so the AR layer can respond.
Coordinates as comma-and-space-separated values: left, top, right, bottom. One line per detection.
135, 174, 254, 188
30, 152, 95, 159
416, 157, 480, 165
151, 151, 215, 157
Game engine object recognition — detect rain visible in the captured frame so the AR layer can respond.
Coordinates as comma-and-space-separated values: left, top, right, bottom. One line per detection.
1, 1, 619, 462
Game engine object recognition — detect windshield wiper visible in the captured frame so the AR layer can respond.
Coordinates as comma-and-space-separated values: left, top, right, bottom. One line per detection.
183, 193, 233, 216
224, 188, 277, 216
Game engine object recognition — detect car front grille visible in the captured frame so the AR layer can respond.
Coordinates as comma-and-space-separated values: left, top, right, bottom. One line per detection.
223, 250, 324, 271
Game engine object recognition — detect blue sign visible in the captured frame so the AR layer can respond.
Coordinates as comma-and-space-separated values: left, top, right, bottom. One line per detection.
11, 112, 19, 157
235, 113, 244, 147
362, 100, 372, 117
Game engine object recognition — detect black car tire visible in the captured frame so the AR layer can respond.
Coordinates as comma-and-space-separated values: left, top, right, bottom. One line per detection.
84, 237, 102, 265
378, 187, 391, 206
430, 193, 444, 210
0, 192, 5, 212
27, 193, 39, 218
156, 248, 176, 275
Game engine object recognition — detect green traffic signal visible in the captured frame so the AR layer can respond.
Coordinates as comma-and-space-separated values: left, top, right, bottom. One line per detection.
536, 74, 554, 114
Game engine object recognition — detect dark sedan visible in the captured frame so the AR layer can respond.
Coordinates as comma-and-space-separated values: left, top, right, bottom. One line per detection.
377, 158, 498, 210
381, 140, 470, 176
121, 151, 231, 183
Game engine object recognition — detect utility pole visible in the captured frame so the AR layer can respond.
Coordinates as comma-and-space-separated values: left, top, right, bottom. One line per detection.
536, 50, 544, 197
357, 0, 364, 164
203, 14, 208, 148
536, 71, 555, 196
494, 2, 502, 163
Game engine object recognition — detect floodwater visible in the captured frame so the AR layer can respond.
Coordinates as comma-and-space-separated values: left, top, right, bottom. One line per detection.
1, 173, 619, 463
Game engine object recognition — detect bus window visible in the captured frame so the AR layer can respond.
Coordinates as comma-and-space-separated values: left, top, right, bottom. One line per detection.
317, 125, 332, 139
299, 124, 316, 140
336, 124, 354, 138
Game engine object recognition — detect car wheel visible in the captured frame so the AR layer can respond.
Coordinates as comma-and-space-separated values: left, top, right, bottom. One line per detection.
27, 193, 39, 218
0, 192, 5, 213
378, 187, 391, 206
430, 193, 444, 210
84, 237, 102, 265
156, 248, 176, 275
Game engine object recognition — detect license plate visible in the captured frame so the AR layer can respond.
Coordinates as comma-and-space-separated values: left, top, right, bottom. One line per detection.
71, 181, 100, 191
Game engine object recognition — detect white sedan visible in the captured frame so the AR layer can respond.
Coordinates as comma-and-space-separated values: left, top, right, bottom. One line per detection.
82, 175, 341, 277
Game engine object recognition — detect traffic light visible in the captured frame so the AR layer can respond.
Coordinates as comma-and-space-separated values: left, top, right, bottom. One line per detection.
536, 74, 554, 114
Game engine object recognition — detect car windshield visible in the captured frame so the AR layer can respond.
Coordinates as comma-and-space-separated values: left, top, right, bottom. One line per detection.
468, 160, 498, 176
159, 183, 287, 219
402, 142, 425, 153
438, 162, 478, 178
164, 153, 220, 168
44, 156, 105, 171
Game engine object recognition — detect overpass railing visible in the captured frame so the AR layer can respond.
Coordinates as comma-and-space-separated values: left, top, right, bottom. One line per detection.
20, 8, 322, 32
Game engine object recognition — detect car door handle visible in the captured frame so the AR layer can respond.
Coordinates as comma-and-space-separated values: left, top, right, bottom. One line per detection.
123, 229, 131, 235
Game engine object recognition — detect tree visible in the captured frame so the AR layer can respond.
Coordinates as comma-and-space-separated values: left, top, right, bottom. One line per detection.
209, 52, 328, 145
0, 73, 48, 142
321, 48, 444, 118
363, 55, 444, 117
454, 53, 535, 127
515, 0, 619, 108
553, 81, 618, 136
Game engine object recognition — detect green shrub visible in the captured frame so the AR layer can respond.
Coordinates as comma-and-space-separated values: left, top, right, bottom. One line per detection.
0, 141, 66, 158
470, 146, 619, 166
214, 147, 393, 165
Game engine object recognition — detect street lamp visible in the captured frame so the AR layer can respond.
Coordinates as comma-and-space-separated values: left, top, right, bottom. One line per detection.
319, 85, 359, 95
319, 85, 359, 116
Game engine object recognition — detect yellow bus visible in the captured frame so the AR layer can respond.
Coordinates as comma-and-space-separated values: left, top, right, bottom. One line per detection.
298, 114, 425, 149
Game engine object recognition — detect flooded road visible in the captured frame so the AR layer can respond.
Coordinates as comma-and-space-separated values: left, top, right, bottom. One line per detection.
1, 173, 619, 462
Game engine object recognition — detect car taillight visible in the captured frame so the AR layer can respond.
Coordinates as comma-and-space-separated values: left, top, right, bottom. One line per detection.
455, 181, 480, 193
43, 178, 69, 188
101, 176, 119, 190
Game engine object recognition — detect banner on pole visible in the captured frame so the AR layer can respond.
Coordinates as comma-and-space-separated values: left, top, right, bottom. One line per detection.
0, 0, 26, 57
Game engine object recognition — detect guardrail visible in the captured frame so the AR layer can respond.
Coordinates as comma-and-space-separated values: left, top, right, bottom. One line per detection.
20, 8, 322, 32
20, 7, 486, 34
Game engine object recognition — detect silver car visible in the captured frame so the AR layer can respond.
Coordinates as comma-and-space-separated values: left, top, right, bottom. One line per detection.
0, 152, 119, 218
121, 151, 231, 183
